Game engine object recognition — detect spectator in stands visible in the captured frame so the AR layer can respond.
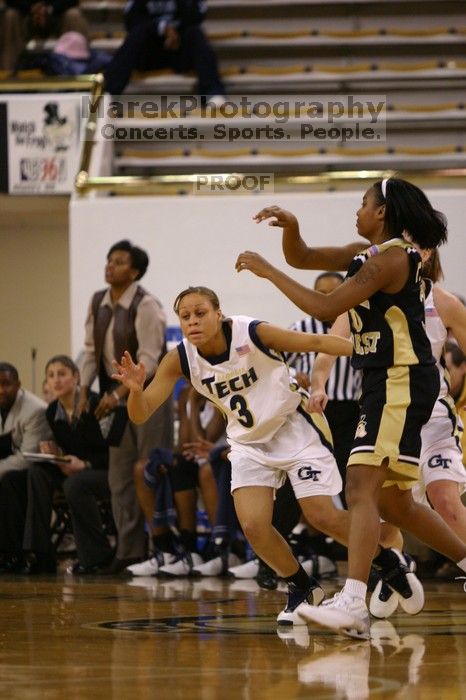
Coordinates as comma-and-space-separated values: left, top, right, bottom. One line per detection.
286, 271, 362, 507
78, 240, 173, 574
0, 0, 90, 71
0, 361, 50, 572
45, 30, 112, 76
103, 0, 226, 102
19, 355, 113, 574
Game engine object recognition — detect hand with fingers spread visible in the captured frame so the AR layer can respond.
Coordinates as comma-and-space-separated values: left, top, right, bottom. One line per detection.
235, 251, 276, 278
253, 206, 299, 229
112, 351, 146, 394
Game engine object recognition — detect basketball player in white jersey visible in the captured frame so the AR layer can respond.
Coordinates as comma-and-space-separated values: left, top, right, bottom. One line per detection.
111, 285, 357, 624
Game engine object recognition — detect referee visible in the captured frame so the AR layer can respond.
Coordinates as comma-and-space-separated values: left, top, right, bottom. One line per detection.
286, 271, 361, 507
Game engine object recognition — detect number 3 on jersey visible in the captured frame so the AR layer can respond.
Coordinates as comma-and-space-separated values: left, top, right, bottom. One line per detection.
230, 394, 254, 428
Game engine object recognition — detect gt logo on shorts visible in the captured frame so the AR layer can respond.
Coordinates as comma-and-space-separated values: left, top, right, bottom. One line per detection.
428, 454, 452, 469
298, 466, 321, 481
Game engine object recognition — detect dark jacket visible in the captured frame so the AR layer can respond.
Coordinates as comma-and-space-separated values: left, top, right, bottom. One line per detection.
45, 49, 112, 76
46, 392, 108, 471
123, 0, 206, 33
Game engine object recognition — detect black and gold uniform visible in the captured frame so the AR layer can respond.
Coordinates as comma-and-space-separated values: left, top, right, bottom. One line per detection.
346, 238, 439, 486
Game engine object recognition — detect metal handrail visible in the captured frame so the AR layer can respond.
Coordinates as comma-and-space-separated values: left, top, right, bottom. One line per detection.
75, 170, 466, 196
0, 74, 98, 92
75, 73, 105, 191
5, 74, 461, 195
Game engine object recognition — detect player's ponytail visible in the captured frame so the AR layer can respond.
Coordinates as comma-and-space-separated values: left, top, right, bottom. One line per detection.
374, 177, 448, 249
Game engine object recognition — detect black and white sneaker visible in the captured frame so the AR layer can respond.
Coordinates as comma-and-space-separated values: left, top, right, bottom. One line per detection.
158, 551, 203, 577
125, 551, 176, 577
371, 549, 423, 616
277, 575, 325, 626
192, 552, 242, 577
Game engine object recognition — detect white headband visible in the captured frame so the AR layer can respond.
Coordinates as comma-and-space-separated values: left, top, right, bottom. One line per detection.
381, 177, 389, 199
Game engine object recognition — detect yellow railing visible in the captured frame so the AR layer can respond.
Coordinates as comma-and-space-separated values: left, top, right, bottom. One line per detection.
75, 73, 105, 191
2, 74, 464, 196
0, 74, 97, 91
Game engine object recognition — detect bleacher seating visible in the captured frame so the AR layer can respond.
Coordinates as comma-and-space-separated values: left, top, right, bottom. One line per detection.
2, 0, 466, 177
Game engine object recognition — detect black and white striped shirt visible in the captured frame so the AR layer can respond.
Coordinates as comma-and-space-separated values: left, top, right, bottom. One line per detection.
286, 317, 362, 402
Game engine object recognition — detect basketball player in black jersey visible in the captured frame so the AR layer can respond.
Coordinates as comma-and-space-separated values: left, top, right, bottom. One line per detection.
238, 177, 466, 639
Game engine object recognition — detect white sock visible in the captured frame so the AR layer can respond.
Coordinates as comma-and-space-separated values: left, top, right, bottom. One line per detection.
343, 578, 367, 600
456, 556, 466, 572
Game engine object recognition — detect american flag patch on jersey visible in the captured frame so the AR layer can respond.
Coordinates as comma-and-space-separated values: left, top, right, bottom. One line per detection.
425, 306, 439, 317
235, 344, 251, 356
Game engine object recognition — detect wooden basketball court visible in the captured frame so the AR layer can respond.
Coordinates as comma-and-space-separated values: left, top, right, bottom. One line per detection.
1, 569, 466, 699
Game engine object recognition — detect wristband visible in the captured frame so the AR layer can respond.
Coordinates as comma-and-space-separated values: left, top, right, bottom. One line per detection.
112, 390, 120, 403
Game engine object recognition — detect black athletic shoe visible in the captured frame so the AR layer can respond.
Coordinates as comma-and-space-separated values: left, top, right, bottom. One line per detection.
277, 576, 325, 625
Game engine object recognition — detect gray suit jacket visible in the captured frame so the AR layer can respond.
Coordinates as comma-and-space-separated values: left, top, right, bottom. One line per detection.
0, 389, 51, 477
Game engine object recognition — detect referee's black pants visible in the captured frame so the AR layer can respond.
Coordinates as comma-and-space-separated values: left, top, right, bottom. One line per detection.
324, 400, 360, 508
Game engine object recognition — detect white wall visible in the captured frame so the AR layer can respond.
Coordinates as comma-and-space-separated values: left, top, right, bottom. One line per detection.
69, 189, 466, 357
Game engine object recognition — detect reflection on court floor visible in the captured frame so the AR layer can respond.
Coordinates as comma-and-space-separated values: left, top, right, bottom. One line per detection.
0, 575, 465, 699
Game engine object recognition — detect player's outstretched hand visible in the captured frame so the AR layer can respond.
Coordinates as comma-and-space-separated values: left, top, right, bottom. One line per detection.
235, 250, 275, 278
253, 205, 298, 229
112, 351, 146, 393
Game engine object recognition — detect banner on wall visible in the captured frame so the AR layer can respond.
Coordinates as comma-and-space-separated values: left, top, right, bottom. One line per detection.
3, 93, 84, 194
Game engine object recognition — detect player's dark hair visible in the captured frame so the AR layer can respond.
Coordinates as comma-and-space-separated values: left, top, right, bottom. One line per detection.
174, 286, 220, 314
373, 178, 448, 249
445, 341, 466, 367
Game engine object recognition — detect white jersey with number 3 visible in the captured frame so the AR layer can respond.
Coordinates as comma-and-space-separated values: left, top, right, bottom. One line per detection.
177, 315, 304, 445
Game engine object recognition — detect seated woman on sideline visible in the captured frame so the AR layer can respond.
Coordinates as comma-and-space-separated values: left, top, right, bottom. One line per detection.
21, 355, 113, 574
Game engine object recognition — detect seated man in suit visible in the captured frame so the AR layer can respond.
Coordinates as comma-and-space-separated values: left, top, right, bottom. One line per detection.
0, 362, 51, 571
